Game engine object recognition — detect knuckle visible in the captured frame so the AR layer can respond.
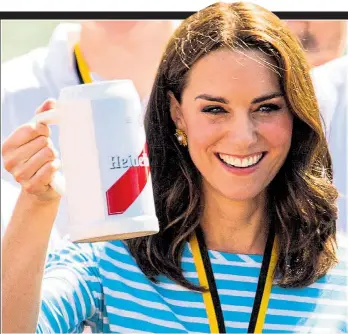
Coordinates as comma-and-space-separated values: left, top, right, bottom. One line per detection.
12, 169, 27, 183
38, 135, 49, 146
13, 169, 26, 183
42, 161, 57, 178
1, 141, 10, 156
36, 169, 51, 186
3, 156, 16, 172
40, 164, 52, 177
3, 158, 12, 172
43, 146, 55, 159
23, 182, 35, 194
37, 123, 50, 136
25, 125, 38, 138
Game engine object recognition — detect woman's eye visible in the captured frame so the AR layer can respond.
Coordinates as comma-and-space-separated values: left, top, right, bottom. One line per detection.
256, 103, 281, 113
201, 106, 227, 114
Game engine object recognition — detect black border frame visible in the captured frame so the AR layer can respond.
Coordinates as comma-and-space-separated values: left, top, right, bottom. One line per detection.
0, 11, 347, 20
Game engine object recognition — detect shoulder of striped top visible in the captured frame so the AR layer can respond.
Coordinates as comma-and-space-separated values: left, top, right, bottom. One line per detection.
46, 237, 99, 270
91, 239, 137, 268
305, 233, 348, 290
47, 239, 141, 270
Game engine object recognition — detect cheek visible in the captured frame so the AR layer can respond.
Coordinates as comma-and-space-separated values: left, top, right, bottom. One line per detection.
259, 114, 293, 152
185, 116, 221, 150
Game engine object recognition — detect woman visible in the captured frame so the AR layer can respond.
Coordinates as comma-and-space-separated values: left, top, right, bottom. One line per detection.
2, 2, 347, 333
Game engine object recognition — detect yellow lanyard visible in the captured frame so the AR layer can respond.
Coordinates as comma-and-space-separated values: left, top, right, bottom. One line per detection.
74, 43, 92, 84
190, 226, 278, 333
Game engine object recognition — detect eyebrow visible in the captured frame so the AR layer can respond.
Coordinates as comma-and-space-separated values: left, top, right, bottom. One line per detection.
195, 94, 229, 104
194, 92, 284, 104
251, 92, 284, 104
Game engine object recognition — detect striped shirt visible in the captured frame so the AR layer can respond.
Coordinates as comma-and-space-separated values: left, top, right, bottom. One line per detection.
37, 234, 348, 333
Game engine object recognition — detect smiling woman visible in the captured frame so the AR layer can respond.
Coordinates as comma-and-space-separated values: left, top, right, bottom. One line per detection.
138, 1, 338, 289
2, 2, 347, 334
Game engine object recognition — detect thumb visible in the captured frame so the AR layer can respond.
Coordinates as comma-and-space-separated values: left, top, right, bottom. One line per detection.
32, 98, 57, 135
35, 98, 57, 115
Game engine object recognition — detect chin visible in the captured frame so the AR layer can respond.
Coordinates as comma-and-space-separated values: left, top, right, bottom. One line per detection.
217, 184, 266, 202
95, 21, 139, 33
223, 192, 264, 202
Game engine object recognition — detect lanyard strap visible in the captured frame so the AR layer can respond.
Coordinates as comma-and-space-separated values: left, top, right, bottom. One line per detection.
73, 43, 92, 84
190, 225, 278, 333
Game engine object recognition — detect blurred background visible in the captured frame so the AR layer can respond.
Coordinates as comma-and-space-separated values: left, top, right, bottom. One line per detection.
2, 20, 348, 65
2, 21, 76, 62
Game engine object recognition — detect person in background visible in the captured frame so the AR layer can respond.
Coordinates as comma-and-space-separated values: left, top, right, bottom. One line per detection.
2, 3, 347, 333
286, 20, 348, 232
285, 20, 347, 67
312, 55, 348, 232
1, 20, 179, 241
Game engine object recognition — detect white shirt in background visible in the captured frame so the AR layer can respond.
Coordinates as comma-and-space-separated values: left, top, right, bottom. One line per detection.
2, 24, 93, 242
311, 55, 348, 232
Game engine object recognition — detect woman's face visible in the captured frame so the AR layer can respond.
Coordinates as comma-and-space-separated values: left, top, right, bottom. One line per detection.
170, 49, 293, 201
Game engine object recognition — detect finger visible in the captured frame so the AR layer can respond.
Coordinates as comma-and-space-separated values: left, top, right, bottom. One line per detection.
35, 99, 57, 115
22, 159, 61, 195
2, 122, 50, 155
11, 144, 59, 183
3, 135, 56, 173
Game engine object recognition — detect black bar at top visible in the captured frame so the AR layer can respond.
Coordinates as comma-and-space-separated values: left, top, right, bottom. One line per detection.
0, 11, 347, 20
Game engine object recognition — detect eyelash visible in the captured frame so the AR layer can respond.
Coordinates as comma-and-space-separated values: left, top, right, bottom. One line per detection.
201, 103, 281, 114
257, 104, 281, 113
201, 106, 227, 114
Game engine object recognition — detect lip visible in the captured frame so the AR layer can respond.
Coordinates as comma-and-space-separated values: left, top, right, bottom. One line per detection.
216, 152, 266, 176
217, 152, 264, 159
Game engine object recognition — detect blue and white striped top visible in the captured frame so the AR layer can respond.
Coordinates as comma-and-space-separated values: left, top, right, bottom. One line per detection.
37, 234, 348, 333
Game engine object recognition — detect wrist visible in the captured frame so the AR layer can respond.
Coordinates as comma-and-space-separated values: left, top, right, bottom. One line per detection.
18, 190, 61, 207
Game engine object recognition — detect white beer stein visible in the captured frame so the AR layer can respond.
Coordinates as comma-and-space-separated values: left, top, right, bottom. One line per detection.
34, 80, 159, 242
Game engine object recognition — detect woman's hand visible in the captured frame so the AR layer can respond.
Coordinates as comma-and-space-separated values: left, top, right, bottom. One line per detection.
2, 99, 61, 202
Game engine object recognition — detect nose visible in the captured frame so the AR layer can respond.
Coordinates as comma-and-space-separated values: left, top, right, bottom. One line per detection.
227, 112, 258, 149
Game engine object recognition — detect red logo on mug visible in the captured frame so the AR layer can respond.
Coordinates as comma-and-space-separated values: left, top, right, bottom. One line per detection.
106, 144, 150, 215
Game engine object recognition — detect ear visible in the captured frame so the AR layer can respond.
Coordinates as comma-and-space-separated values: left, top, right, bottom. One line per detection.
168, 91, 186, 131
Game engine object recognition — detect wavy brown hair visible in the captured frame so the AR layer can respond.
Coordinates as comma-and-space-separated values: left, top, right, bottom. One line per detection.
127, 2, 338, 290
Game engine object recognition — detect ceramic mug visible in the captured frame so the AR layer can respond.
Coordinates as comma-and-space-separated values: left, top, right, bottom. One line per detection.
34, 80, 159, 242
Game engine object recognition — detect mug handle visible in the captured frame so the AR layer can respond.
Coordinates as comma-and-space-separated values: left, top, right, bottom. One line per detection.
32, 110, 66, 196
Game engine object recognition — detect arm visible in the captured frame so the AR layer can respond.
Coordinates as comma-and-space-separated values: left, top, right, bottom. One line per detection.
2, 99, 64, 332
3, 199, 103, 333
2, 192, 60, 333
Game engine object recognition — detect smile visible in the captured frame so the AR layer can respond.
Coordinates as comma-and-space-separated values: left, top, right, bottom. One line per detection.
217, 152, 265, 168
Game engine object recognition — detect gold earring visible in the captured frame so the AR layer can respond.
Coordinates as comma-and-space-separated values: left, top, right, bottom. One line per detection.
175, 129, 188, 147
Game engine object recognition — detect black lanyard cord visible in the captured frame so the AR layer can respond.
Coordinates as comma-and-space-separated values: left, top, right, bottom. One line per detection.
73, 48, 84, 85
194, 223, 275, 333
247, 223, 275, 333
196, 226, 227, 333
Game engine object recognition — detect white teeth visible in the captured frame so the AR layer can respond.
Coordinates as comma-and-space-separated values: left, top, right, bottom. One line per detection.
218, 153, 263, 168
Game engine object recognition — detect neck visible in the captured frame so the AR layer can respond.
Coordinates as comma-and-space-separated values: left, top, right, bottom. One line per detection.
201, 186, 268, 255
79, 21, 176, 100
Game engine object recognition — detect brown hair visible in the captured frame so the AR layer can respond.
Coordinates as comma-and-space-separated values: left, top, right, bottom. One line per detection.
127, 2, 338, 290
